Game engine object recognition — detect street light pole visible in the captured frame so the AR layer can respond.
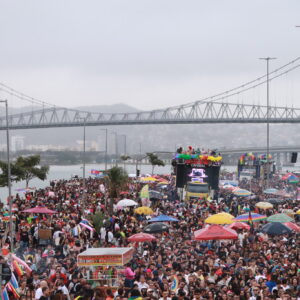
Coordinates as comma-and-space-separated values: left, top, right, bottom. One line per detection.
120, 135, 127, 155
100, 129, 108, 170
259, 57, 277, 188
79, 117, 87, 215
112, 132, 118, 166
0, 100, 12, 251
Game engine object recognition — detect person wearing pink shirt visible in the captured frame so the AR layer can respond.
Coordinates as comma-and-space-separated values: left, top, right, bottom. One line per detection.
124, 263, 135, 288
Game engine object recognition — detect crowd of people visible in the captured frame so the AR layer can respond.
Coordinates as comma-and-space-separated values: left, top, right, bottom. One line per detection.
0, 169, 299, 300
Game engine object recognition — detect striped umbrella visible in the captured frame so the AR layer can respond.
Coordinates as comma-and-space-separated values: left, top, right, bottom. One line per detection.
267, 213, 293, 223
233, 213, 267, 223
287, 175, 299, 184
284, 222, 300, 232
233, 188, 251, 197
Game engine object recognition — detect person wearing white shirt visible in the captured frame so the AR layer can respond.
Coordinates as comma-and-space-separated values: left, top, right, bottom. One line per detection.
107, 230, 114, 243
137, 275, 149, 291
57, 280, 71, 300
35, 280, 48, 300
100, 227, 106, 241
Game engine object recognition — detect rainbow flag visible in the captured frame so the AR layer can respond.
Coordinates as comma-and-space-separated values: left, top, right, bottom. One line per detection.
12, 260, 24, 277
6, 282, 20, 298
171, 275, 179, 292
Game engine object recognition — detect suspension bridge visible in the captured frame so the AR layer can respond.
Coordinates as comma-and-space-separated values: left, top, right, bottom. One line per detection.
0, 56, 300, 130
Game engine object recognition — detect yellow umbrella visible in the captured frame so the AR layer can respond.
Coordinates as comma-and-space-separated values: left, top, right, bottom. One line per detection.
204, 212, 234, 224
157, 181, 168, 185
135, 206, 154, 215
255, 202, 273, 209
140, 177, 158, 182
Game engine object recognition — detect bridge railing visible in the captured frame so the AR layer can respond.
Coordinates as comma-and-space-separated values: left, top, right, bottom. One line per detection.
0, 101, 299, 129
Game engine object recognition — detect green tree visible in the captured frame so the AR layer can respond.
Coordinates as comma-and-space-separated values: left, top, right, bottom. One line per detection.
89, 212, 105, 234
15, 155, 49, 187
146, 152, 165, 174
120, 155, 131, 171
106, 166, 128, 213
0, 160, 24, 187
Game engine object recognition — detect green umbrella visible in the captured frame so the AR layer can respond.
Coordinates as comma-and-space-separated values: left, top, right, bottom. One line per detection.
267, 213, 293, 223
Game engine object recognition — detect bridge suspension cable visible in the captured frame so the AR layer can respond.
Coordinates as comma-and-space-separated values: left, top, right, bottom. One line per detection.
0, 56, 299, 112
0, 82, 56, 108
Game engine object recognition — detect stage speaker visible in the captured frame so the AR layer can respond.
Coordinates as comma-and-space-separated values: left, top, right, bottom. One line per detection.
291, 152, 298, 163
176, 164, 186, 188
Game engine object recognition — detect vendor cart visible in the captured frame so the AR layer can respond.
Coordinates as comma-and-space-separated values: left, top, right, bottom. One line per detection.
77, 247, 134, 287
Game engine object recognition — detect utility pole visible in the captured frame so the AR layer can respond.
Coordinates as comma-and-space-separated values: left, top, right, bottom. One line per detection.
79, 117, 87, 215
259, 57, 277, 188
0, 100, 12, 252
100, 129, 108, 170
112, 132, 118, 166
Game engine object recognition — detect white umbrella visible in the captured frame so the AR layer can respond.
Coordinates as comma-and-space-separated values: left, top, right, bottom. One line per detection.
117, 199, 138, 207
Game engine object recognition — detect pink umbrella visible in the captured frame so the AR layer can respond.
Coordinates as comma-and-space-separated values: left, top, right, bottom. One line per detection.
284, 222, 300, 233
227, 222, 250, 231
22, 206, 57, 214
194, 224, 238, 240
128, 233, 156, 242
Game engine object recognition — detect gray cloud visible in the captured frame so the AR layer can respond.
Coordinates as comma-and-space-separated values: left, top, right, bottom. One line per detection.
0, 0, 299, 110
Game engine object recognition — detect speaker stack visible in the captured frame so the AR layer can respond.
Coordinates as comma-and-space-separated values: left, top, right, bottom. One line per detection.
291, 152, 298, 163
176, 164, 186, 188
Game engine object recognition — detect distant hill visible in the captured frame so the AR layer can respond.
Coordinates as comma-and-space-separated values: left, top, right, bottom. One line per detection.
75, 103, 140, 113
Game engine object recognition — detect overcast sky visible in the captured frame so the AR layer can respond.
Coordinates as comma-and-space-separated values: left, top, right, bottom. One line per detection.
0, 0, 300, 111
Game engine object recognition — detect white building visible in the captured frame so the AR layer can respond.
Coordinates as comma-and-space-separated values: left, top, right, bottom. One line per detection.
11, 136, 25, 152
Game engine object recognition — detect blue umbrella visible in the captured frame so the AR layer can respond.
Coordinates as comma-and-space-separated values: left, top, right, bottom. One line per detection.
223, 181, 238, 187
148, 214, 179, 222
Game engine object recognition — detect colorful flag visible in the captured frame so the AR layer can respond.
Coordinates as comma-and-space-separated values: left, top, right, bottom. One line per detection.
6, 282, 20, 298
248, 210, 254, 233
171, 275, 179, 292
11, 254, 32, 274
81, 219, 94, 227
2, 287, 9, 300
12, 260, 24, 277
79, 222, 95, 232
10, 273, 19, 289
91, 169, 103, 176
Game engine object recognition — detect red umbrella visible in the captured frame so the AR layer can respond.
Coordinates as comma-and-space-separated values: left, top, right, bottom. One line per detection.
22, 206, 57, 214
227, 222, 250, 231
120, 191, 129, 195
194, 224, 238, 240
128, 233, 156, 242
284, 222, 300, 233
